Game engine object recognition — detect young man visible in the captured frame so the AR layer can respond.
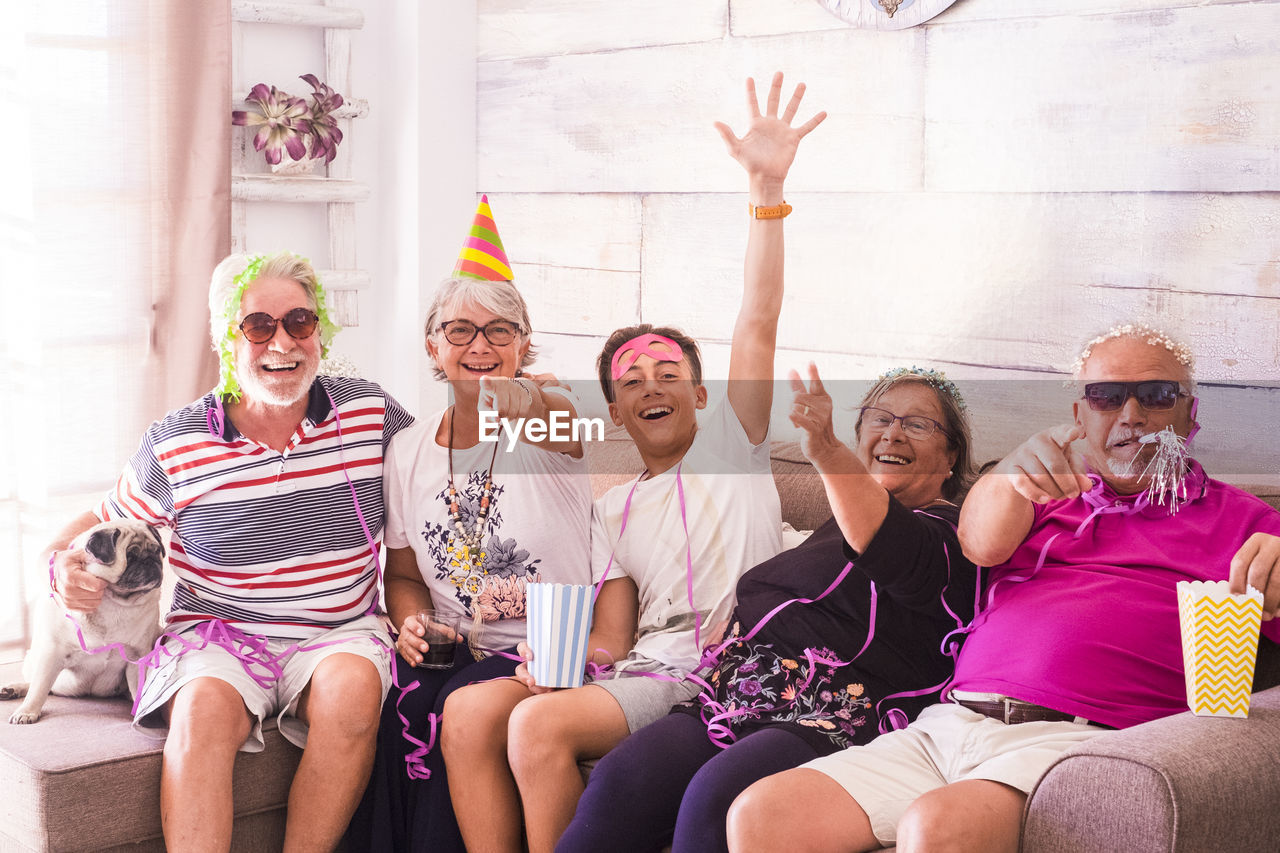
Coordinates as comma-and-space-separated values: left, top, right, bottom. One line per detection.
727, 325, 1280, 853
440, 73, 826, 853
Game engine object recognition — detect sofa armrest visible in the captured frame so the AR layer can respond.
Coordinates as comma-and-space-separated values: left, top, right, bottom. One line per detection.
1022, 685, 1280, 853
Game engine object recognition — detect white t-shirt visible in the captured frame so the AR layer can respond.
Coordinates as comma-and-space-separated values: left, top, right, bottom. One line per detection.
591, 401, 783, 675
384, 403, 593, 652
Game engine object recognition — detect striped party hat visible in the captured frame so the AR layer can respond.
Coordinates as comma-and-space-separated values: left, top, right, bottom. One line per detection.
453, 194, 514, 281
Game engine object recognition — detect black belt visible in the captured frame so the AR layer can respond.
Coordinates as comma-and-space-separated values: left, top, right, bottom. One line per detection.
954, 697, 1113, 729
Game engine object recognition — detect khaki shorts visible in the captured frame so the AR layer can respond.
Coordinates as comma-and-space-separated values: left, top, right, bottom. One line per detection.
133, 614, 392, 752
802, 702, 1108, 846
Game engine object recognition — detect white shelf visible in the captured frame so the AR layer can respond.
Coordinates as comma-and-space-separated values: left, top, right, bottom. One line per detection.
316, 269, 371, 290
232, 97, 368, 120
232, 174, 370, 204
231, 1, 364, 29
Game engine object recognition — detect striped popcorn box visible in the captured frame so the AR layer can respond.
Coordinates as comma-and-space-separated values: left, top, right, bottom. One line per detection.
1177, 580, 1264, 718
526, 583, 594, 689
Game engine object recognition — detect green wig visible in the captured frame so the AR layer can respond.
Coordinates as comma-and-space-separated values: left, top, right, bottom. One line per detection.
210, 252, 342, 401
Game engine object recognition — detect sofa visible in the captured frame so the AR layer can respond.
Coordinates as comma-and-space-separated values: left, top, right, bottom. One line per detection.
2, 431, 1278, 851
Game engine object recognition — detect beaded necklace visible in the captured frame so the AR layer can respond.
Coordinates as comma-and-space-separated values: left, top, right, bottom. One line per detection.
445, 408, 500, 575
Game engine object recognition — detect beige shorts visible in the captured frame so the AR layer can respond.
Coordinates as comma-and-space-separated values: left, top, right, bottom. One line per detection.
802, 702, 1108, 846
132, 614, 392, 752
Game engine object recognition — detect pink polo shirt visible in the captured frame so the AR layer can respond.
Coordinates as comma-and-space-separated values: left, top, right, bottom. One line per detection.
951, 461, 1280, 729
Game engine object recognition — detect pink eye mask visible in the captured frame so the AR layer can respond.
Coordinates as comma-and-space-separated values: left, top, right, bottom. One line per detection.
610, 333, 685, 381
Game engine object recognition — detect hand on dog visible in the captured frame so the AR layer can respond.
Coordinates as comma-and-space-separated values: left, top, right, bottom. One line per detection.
51, 550, 107, 613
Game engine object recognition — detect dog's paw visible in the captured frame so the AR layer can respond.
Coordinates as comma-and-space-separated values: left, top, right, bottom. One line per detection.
8, 710, 40, 724
0, 684, 27, 701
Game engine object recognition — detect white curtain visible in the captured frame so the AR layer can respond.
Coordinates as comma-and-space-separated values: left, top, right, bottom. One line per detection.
0, 2, 229, 650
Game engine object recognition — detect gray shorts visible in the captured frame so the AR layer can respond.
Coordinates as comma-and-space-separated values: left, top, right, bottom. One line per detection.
132, 614, 392, 751
588, 658, 702, 733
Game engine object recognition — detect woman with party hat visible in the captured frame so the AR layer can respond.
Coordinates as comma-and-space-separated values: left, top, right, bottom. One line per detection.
347, 197, 593, 853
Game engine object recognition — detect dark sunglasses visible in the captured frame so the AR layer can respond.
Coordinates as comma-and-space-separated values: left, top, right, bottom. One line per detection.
1082, 380, 1186, 412
238, 308, 319, 344
438, 319, 522, 346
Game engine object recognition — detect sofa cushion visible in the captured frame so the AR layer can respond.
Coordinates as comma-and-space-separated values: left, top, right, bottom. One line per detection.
0, 694, 299, 852
585, 429, 831, 533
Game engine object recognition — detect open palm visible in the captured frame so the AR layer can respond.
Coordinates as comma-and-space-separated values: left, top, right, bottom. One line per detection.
715, 72, 826, 183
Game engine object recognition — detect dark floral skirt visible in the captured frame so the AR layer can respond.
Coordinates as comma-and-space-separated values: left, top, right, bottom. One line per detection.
700, 628, 874, 751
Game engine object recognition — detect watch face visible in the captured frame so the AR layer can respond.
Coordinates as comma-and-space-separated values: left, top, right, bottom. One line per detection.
816, 0, 958, 30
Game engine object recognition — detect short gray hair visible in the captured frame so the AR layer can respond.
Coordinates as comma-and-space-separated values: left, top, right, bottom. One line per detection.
423, 277, 537, 380
207, 252, 321, 351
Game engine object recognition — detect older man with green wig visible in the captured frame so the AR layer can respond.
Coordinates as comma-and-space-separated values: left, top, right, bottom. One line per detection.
43, 251, 414, 852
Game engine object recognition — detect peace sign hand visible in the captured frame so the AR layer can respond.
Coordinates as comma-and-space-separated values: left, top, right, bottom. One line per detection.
789, 362, 844, 469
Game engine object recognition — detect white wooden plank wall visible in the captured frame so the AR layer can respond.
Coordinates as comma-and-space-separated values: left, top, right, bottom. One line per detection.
475, 0, 1280, 480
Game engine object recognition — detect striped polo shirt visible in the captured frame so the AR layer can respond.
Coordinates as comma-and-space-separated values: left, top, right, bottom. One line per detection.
98, 376, 415, 640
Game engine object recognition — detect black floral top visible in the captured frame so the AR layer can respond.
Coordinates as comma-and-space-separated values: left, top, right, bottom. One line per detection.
683, 499, 979, 755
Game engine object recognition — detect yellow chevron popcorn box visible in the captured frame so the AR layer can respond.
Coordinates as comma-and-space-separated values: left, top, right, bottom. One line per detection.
1176, 580, 1264, 718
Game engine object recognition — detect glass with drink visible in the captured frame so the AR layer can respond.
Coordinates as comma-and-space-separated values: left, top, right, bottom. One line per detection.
415, 609, 462, 669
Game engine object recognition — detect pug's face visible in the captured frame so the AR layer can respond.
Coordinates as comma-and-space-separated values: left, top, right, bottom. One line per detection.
71, 520, 166, 593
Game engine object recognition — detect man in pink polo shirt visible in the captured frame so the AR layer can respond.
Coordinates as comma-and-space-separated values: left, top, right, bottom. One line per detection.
726, 324, 1280, 853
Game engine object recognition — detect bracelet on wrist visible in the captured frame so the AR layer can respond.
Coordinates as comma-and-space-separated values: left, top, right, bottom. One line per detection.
749, 201, 792, 220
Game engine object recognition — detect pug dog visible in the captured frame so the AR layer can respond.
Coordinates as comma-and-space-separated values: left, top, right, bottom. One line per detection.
2, 519, 166, 724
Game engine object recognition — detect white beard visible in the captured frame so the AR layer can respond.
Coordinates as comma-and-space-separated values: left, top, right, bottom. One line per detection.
237, 352, 319, 407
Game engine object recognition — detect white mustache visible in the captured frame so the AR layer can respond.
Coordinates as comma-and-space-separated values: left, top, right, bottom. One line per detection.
1107, 427, 1148, 447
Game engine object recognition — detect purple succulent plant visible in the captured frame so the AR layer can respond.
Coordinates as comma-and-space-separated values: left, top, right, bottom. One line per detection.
299, 73, 345, 164
232, 75, 346, 167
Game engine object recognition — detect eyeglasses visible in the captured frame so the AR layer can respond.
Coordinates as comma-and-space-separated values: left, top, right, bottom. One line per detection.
858, 407, 949, 441
438, 319, 522, 346
238, 308, 319, 344
1081, 381, 1186, 412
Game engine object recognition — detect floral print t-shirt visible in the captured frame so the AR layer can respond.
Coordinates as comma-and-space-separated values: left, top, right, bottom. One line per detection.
382, 407, 593, 653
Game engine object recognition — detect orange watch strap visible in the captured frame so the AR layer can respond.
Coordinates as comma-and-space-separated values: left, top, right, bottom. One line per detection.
748, 201, 793, 220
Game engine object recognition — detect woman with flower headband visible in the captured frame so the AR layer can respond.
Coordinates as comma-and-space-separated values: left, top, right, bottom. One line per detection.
347, 196, 594, 853
558, 365, 981, 853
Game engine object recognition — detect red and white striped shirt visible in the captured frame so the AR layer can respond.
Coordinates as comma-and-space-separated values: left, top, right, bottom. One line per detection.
98, 376, 415, 640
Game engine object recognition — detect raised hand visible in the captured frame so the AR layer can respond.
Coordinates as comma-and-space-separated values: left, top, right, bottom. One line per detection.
715, 72, 827, 185
788, 363, 844, 469
994, 424, 1094, 504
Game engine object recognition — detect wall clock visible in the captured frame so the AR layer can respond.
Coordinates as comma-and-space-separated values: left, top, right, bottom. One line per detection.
816, 0, 960, 30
